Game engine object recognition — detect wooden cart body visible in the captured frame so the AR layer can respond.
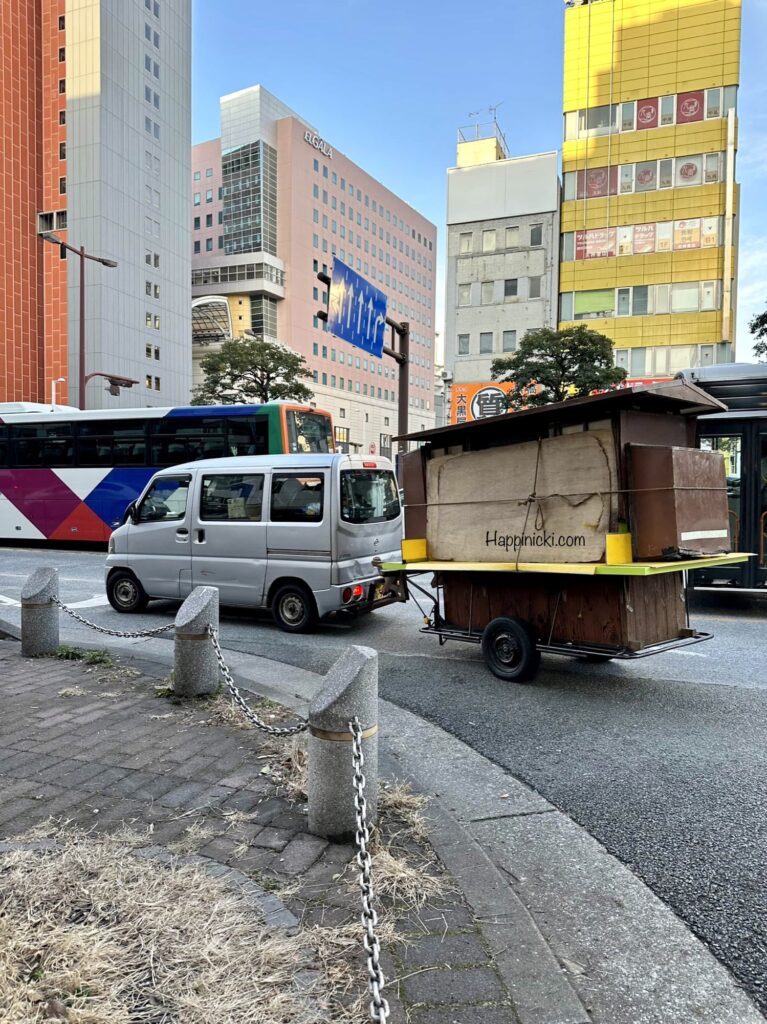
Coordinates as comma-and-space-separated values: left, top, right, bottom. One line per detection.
380, 554, 750, 678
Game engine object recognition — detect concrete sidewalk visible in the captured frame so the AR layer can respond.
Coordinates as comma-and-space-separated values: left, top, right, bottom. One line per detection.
0, 620, 763, 1024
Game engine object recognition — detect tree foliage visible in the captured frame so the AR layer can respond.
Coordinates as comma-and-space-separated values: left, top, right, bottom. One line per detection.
490, 325, 627, 409
191, 335, 314, 406
748, 307, 767, 362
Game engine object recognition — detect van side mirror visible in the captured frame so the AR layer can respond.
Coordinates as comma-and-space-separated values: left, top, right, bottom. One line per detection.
123, 502, 137, 525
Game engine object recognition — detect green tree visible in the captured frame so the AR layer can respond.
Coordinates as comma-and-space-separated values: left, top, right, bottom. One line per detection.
490, 325, 627, 409
191, 334, 314, 406
748, 306, 767, 361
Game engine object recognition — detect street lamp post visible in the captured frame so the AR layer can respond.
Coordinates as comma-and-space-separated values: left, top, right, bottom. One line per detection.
40, 233, 119, 410
50, 376, 66, 412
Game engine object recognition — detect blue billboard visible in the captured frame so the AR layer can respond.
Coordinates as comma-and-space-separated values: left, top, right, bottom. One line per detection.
327, 258, 388, 358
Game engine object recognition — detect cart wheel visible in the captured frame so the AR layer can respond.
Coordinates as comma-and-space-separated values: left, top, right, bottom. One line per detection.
480, 617, 540, 683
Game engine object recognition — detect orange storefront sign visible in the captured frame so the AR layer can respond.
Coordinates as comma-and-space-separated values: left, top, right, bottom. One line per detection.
451, 382, 516, 423
451, 378, 672, 423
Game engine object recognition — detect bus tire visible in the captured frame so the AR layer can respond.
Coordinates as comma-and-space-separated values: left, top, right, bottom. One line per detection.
480, 616, 540, 683
107, 570, 149, 614
271, 582, 317, 634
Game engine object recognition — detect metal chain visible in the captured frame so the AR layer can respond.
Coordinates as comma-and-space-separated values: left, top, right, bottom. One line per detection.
52, 597, 176, 639
207, 625, 308, 737
351, 716, 390, 1024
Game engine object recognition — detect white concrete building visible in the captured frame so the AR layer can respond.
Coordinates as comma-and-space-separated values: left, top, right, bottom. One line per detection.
444, 127, 560, 416
66, 0, 192, 408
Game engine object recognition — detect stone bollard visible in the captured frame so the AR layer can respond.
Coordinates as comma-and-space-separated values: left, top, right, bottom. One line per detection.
21, 567, 60, 658
173, 586, 220, 697
308, 645, 378, 841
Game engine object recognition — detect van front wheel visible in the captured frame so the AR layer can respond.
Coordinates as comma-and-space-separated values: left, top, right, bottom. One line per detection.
271, 583, 317, 634
107, 571, 149, 614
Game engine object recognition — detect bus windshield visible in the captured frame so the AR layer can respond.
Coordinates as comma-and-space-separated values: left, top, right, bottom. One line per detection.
340, 469, 400, 524
285, 410, 334, 453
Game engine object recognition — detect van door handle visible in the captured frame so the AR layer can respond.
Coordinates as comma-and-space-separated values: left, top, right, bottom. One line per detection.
176, 528, 189, 540
196, 529, 206, 543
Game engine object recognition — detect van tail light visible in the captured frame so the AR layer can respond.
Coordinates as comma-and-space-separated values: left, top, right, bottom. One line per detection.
363, 461, 377, 468
342, 584, 366, 604
352, 584, 364, 600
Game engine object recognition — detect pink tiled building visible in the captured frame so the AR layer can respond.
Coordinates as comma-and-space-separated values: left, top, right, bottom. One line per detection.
192, 85, 437, 454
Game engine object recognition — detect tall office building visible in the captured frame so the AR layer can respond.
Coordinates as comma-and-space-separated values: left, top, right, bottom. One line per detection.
0, 0, 192, 409
559, 0, 741, 379
444, 124, 560, 422
191, 85, 438, 455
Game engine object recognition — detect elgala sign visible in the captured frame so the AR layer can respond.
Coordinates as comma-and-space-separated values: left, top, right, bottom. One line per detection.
304, 130, 333, 159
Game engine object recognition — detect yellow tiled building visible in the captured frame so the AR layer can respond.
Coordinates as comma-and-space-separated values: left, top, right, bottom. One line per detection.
559, 0, 741, 378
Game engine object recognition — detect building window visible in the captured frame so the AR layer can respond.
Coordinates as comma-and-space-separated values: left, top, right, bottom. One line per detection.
205, 238, 212, 251
660, 95, 675, 126
458, 232, 472, 254
146, 375, 153, 389
145, 344, 152, 358
58, 14, 65, 29
502, 330, 517, 352
481, 281, 494, 305
206, 189, 213, 203
529, 277, 542, 299
206, 213, 212, 228
58, 79, 65, 94
479, 332, 493, 354
530, 223, 543, 247
193, 216, 200, 230
145, 312, 152, 327
505, 226, 519, 248
59, 110, 66, 125
59, 142, 66, 160
457, 334, 470, 355
58, 47, 65, 62
193, 192, 200, 206
504, 278, 518, 298
482, 229, 496, 253
154, 315, 160, 330
194, 240, 200, 254
58, 177, 66, 194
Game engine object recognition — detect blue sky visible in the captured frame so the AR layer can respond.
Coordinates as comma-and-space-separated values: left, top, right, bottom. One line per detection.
193, 0, 767, 361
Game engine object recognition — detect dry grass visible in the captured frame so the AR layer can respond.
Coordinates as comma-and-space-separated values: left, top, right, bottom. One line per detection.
58, 687, 86, 698
0, 824, 387, 1023
379, 780, 429, 843
367, 837, 448, 910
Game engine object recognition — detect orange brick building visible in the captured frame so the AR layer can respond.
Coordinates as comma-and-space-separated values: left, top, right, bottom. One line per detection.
0, 0, 69, 405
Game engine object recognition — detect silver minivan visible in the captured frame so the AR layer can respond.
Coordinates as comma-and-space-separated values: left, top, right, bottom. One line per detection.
105, 453, 402, 632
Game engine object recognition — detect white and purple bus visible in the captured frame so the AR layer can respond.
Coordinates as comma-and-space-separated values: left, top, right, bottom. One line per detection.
0, 402, 334, 543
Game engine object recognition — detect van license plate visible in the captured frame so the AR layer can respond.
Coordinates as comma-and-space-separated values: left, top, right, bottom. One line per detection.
373, 581, 387, 601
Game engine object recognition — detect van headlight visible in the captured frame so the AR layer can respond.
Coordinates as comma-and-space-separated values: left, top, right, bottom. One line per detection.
108, 536, 115, 554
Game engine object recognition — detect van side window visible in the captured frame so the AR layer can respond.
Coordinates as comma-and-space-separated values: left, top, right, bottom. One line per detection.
270, 474, 324, 522
200, 474, 264, 521
137, 477, 190, 522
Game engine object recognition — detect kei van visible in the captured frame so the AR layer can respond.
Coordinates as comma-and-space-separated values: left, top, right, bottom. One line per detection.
105, 453, 402, 632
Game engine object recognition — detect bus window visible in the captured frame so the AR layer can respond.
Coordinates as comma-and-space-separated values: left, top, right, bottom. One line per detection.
77, 420, 148, 467
701, 436, 741, 548
13, 423, 74, 467
227, 415, 268, 456
150, 416, 226, 466
0, 427, 8, 467
761, 437, 767, 567
285, 410, 333, 453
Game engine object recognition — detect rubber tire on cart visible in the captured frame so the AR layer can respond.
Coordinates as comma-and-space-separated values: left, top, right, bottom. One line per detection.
107, 570, 149, 614
480, 616, 541, 683
271, 583, 317, 634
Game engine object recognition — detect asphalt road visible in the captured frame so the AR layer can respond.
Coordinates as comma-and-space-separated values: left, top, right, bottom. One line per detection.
1, 546, 766, 1012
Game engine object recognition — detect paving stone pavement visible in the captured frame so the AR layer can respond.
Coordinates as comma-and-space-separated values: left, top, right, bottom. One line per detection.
0, 639, 517, 1023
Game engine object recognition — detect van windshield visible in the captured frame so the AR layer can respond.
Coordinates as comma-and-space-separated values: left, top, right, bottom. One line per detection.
340, 469, 400, 524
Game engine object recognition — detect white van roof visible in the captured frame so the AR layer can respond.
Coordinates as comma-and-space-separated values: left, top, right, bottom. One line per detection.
163, 453, 394, 474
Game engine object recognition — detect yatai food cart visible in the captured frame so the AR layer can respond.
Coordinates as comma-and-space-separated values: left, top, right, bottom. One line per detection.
380, 381, 749, 682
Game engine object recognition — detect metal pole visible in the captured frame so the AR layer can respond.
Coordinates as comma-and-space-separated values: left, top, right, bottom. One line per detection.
397, 322, 409, 457
78, 245, 86, 410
